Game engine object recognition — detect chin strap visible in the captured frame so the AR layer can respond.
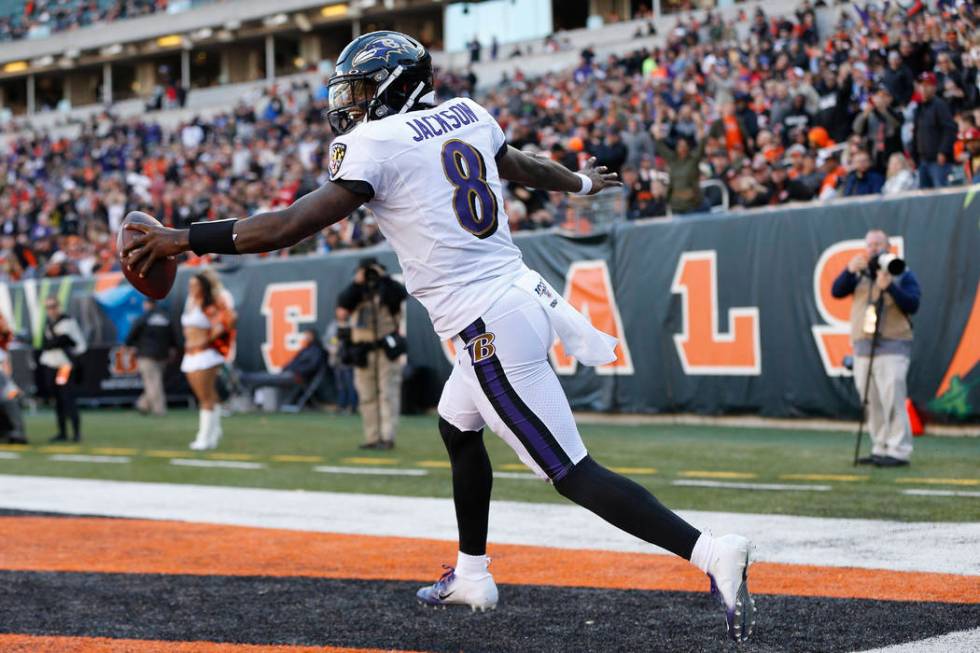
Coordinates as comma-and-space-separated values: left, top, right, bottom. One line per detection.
399, 82, 427, 114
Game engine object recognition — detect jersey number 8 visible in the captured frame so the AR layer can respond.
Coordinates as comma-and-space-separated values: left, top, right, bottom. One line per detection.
441, 139, 499, 239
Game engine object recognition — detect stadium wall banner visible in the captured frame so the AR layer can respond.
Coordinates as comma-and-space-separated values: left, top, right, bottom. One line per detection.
1, 188, 977, 422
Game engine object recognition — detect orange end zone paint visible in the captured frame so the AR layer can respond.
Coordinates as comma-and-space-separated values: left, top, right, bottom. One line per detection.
1, 517, 977, 604
0, 634, 414, 653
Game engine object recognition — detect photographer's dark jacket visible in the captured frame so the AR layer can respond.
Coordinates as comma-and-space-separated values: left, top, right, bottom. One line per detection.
125, 307, 178, 360
832, 267, 920, 356
337, 277, 408, 344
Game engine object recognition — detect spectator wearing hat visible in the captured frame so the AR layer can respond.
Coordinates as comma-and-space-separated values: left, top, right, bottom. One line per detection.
852, 86, 904, 175
816, 150, 846, 200
843, 150, 885, 197
772, 160, 814, 203
913, 72, 958, 189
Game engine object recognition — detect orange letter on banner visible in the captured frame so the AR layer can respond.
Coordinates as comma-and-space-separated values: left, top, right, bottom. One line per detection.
811, 238, 903, 376
671, 251, 760, 375
550, 260, 633, 376
260, 282, 317, 372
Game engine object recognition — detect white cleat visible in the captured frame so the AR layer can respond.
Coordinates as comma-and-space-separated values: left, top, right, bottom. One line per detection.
706, 534, 756, 643
416, 565, 498, 611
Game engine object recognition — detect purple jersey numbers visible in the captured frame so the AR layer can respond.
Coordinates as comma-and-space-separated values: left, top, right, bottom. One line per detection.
440, 139, 499, 239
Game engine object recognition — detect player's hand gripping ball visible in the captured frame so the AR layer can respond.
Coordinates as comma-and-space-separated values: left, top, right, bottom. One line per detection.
117, 212, 177, 300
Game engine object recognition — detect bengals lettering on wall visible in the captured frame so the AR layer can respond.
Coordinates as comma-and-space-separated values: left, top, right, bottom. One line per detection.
671, 251, 761, 375
550, 260, 633, 375
260, 282, 317, 373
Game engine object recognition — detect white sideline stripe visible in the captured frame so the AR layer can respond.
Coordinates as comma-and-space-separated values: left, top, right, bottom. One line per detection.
314, 466, 427, 477
902, 489, 980, 498
0, 475, 977, 575
0, 452, 20, 459
856, 627, 980, 653
49, 454, 131, 464
672, 480, 832, 492
170, 459, 265, 470
493, 471, 539, 480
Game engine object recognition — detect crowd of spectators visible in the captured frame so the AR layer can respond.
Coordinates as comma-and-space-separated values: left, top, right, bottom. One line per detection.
0, 0, 978, 281
0, 0, 174, 42
471, 0, 979, 223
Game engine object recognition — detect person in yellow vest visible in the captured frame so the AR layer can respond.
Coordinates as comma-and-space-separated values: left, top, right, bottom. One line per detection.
336, 258, 407, 450
832, 229, 921, 467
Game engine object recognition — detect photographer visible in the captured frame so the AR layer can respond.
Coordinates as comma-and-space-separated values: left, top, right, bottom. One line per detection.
831, 229, 921, 467
336, 258, 407, 450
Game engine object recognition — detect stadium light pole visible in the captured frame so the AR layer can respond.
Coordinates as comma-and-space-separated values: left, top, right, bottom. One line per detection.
102, 63, 113, 105
26, 74, 35, 115
181, 49, 191, 91
265, 34, 276, 83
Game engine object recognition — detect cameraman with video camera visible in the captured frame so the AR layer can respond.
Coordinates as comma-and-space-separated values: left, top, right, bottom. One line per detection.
336, 258, 407, 450
832, 229, 921, 467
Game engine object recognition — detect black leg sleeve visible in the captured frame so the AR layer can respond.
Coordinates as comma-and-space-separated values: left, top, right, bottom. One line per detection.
439, 417, 492, 556
554, 455, 700, 559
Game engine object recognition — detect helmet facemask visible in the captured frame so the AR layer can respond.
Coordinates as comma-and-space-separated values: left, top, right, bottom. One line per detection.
326, 76, 378, 135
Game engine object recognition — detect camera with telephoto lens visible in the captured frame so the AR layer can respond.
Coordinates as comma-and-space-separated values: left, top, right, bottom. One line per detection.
870, 252, 905, 275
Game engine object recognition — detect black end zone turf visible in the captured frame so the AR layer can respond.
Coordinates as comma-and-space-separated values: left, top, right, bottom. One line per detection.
1, 571, 977, 652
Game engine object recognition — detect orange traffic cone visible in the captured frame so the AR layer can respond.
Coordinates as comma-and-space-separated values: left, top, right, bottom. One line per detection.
906, 398, 924, 436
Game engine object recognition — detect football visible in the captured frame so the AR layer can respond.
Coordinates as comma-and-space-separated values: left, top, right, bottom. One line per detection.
117, 211, 177, 300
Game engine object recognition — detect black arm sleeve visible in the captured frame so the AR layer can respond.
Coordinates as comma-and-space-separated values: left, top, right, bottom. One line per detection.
332, 179, 375, 201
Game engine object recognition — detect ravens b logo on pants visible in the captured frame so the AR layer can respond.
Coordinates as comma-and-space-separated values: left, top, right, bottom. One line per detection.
467, 333, 496, 364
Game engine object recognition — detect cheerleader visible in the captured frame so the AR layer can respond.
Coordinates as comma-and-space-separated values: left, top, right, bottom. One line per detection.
181, 270, 236, 450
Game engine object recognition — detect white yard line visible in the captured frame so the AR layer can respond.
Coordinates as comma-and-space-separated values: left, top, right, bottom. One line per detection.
0, 475, 976, 575
170, 459, 265, 470
856, 627, 980, 653
0, 452, 20, 459
493, 471, 539, 480
902, 489, 980, 498
48, 454, 131, 464
672, 480, 832, 492
313, 466, 428, 477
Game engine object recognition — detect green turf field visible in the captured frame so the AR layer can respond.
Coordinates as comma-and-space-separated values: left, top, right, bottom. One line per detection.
1, 409, 977, 522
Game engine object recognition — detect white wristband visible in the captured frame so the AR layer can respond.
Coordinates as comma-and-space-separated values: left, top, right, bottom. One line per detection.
574, 172, 593, 195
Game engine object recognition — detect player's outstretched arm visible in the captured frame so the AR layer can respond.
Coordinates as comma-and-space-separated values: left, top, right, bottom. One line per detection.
122, 181, 367, 278
496, 146, 621, 195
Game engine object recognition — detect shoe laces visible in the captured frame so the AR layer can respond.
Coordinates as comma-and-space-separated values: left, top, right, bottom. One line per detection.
433, 564, 456, 590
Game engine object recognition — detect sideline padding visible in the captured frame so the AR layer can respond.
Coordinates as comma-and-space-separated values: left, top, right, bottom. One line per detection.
2, 517, 977, 604
0, 635, 410, 652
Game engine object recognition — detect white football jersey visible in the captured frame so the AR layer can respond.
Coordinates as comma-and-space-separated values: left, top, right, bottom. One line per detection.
328, 97, 524, 339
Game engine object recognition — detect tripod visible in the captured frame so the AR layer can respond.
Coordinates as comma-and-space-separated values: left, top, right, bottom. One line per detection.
853, 291, 885, 466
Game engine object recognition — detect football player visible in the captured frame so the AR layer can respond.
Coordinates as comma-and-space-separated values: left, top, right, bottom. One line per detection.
123, 31, 755, 642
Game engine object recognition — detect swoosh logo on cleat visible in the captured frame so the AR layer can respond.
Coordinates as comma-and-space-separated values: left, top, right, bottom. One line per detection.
437, 590, 455, 600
